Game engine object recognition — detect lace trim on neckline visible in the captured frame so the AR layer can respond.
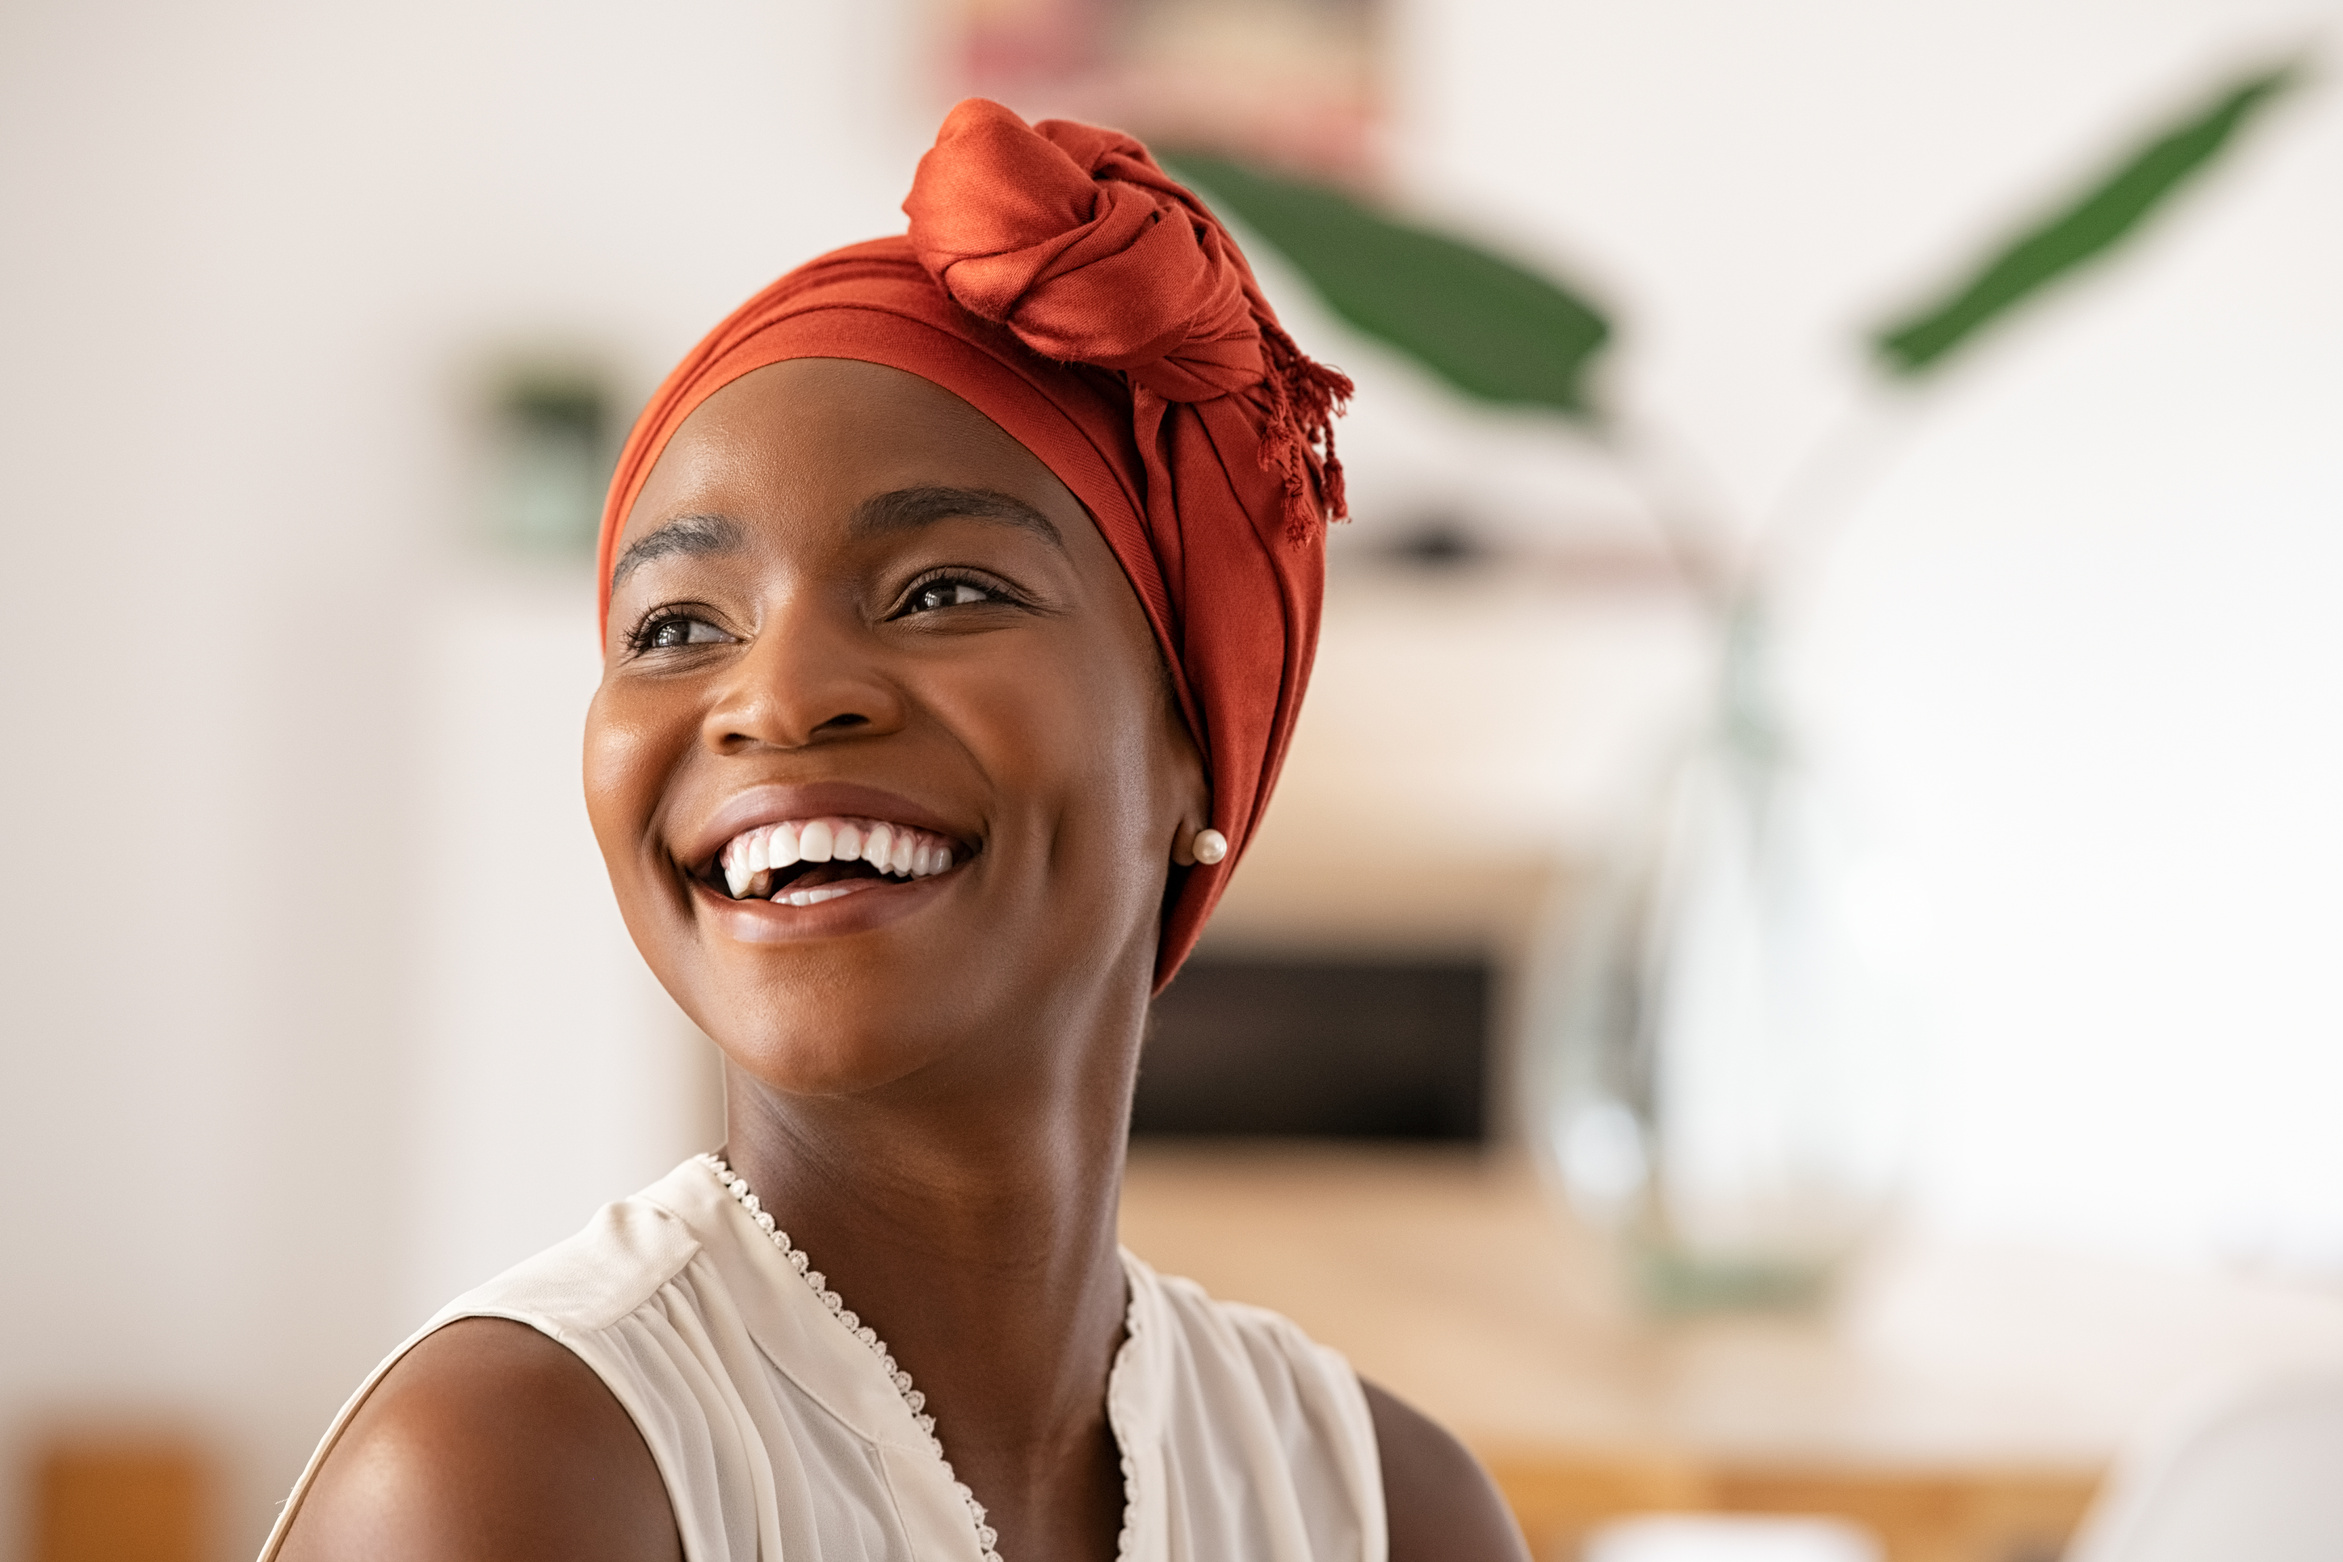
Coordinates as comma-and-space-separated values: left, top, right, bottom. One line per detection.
698, 1152, 1141, 1562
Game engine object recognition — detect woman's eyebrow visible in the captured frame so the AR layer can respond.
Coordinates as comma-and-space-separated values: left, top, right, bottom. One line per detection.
852, 486, 1065, 550
610, 513, 743, 592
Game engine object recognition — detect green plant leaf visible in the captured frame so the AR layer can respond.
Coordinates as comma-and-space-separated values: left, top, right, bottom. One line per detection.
1874, 57, 2305, 376
1167, 152, 1611, 419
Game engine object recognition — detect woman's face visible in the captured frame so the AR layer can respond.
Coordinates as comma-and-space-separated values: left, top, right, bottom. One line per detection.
586, 358, 1203, 1098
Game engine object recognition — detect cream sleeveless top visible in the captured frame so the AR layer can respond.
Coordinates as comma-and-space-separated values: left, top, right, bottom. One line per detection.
261, 1157, 1386, 1562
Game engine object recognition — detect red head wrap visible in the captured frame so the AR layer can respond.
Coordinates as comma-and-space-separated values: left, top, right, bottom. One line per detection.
598, 99, 1350, 989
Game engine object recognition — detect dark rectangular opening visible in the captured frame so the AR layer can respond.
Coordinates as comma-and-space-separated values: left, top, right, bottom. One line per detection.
1133, 953, 1491, 1141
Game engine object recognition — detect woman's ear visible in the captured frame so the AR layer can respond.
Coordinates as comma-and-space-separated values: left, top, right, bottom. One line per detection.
1160, 706, 1212, 869
1171, 824, 1203, 868
1166, 783, 1212, 866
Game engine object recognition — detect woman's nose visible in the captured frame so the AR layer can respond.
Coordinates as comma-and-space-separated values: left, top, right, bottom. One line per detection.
701, 598, 905, 753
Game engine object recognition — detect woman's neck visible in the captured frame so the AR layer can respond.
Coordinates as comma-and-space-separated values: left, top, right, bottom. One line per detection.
717, 1034, 1137, 1559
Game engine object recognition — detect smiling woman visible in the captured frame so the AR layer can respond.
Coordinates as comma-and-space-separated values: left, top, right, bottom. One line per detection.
260, 99, 1527, 1562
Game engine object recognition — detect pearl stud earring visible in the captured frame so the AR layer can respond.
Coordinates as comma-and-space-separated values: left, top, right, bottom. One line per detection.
1190, 828, 1228, 865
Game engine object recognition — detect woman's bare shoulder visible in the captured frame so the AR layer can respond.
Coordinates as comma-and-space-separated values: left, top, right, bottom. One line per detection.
1364, 1379, 1531, 1562
275, 1316, 679, 1562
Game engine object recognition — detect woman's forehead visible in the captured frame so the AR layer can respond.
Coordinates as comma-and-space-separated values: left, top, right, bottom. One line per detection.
619, 358, 1083, 547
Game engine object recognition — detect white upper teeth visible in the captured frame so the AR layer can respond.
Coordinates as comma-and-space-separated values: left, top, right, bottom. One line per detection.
719, 815, 962, 900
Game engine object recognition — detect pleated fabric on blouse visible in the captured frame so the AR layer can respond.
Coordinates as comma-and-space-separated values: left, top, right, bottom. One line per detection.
259, 1158, 1387, 1562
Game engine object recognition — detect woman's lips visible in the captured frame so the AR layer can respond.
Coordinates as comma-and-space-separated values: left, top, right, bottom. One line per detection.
677, 784, 978, 941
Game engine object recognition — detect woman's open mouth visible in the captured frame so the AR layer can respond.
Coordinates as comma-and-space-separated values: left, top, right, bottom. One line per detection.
713, 816, 965, 907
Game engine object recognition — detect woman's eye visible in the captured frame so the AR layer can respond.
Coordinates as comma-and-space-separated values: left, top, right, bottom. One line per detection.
907, 579, 998, 614
638, 614, 728, 651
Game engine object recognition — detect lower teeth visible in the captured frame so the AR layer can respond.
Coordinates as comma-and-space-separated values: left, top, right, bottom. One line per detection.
771, 876, 914, 907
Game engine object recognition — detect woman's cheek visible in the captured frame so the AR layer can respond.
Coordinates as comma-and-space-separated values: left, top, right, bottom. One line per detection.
583, 690, 685, 868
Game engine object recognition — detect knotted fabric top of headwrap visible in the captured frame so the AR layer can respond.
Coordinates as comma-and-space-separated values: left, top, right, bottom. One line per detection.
597, 99, 1351, 989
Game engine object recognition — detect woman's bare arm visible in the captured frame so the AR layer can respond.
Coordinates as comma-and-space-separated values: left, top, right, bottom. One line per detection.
274, 1318, 680, 1562
1366, 1380, 1532, 1562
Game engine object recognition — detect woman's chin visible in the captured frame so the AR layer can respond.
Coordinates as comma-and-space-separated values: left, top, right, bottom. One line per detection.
708, 1005, 975, 1101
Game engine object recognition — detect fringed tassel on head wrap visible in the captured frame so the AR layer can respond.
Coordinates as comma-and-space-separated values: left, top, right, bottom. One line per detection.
1258, 319, 1352, 543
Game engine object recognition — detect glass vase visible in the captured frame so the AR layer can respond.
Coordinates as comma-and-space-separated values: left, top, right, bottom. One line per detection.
1525, 619, 1918, 1313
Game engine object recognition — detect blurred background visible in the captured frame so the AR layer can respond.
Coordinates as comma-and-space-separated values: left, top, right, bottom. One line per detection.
4, 1, 2341, 1558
